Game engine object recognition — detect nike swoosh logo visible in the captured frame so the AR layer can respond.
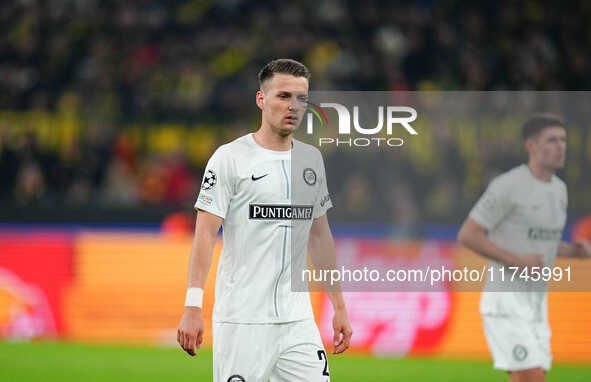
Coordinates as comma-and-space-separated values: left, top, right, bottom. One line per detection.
251, 174, 269, 181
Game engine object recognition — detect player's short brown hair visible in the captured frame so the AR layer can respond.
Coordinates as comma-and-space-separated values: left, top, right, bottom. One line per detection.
258, 59, 310, 87
522, 114, 565, 141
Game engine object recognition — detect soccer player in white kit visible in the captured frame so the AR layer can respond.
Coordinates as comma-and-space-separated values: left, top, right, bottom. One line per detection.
177, 59, 352, 382
458, 115, 591, 382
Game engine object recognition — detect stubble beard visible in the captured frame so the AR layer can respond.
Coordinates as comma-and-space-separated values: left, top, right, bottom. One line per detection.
278, 126, 293, 137
275, 120, 301, 137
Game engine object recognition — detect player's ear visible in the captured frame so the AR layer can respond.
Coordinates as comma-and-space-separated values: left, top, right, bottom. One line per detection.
525, 137, 536, 156
256, 90, 264, 111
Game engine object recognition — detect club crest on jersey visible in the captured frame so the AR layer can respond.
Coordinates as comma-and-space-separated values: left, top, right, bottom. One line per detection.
303, 168, 317, 185
227, 375, 245, 382
249, 204, 314, 220
512, 344, 528, 361
201, 169, 217, 190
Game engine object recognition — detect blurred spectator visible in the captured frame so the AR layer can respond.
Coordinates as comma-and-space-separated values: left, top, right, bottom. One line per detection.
101, 158, 138, 206
334, 173, 374, 221
13, 160, 45, 204
162, 151, 198, 205
388, 181, 420, 238
138, 156, 169, 205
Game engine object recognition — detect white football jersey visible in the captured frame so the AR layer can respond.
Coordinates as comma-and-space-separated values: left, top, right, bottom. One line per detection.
195, 134, 332, 324
469, 164, 567, 321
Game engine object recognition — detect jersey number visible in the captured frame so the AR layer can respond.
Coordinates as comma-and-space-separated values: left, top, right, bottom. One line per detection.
317, 350, 330, 376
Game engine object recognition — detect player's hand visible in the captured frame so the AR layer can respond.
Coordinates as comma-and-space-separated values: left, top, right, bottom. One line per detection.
573, 240, 591, 258
332, 306, 352, 354
177, 307, 204, 356
516, 254, 544, 272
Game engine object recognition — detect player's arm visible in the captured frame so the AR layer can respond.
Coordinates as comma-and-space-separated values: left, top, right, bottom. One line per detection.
457, 217, 543, 269
308, 214, 352, 355
557, 241, 591, 258
177, 209, 222, 356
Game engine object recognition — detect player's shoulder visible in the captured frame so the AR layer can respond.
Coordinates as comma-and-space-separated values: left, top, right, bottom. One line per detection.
504, 164, 529, 180
488, 165, 526, 189
211, 134, 251, 160
551, 174, 567, 192
292, 138, 324, 161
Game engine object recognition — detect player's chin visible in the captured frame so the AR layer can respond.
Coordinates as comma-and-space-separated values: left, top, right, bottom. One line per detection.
279, 124, 298, 136
554, 158, 566, 169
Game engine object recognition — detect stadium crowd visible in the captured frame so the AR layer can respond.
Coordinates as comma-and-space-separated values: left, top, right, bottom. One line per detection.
1, 0, 591, 224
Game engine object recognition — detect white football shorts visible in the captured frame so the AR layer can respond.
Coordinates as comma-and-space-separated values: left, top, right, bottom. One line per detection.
482, 315, 552, 371
212, 318, 330, 382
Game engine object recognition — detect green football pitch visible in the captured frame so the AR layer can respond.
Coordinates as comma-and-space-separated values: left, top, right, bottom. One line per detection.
0, 341, 589, 381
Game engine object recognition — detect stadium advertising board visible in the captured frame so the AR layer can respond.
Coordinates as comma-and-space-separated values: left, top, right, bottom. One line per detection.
2, 231, 589, 363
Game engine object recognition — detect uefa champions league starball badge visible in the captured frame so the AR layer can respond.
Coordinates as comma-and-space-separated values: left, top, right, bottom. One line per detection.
201, 169, 217, 190
303, 168, 317, 186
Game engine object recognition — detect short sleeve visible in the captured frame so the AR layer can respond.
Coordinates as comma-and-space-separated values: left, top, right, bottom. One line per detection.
469, 175, 514, 230
194, 147, 234, 219
313, 152, 332, 219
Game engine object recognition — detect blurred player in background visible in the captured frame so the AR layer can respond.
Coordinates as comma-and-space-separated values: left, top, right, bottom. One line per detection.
177, 59, 352, 382
458, 115, 591, 382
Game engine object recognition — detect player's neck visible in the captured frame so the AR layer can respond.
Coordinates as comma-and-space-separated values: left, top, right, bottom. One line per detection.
253, 126, 292, 151
527, 161, 554, 182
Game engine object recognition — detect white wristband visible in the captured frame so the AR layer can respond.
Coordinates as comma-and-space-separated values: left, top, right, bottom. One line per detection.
184, 287, 204, 308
